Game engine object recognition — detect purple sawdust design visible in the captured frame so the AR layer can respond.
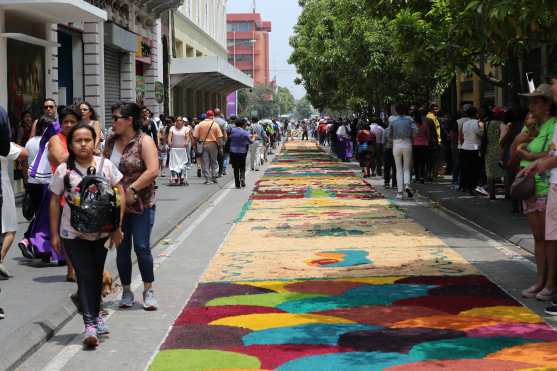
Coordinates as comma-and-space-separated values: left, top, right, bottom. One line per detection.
160, 324, 251, 350
338, 327, 466, 353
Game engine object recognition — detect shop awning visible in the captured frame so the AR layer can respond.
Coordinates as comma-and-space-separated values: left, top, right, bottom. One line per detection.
0, 0, 107, 23
170, 56, 254, 95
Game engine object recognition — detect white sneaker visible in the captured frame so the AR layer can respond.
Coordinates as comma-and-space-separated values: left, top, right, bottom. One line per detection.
396, 193, 404, 200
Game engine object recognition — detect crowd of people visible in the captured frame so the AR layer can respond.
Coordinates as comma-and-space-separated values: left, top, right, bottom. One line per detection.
310, 77, 557, 317
8, 80, 557, 346
0, 99, 289, 345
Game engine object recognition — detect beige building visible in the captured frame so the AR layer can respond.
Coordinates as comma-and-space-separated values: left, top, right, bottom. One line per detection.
169, 0, 252, 117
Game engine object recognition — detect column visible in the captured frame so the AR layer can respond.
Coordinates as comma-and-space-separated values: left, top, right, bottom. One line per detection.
144, 37, 159, 116
0, 9, 6, 107
121, 52, 136, 102
83, 21, 105, 126
45, 23, 59, 101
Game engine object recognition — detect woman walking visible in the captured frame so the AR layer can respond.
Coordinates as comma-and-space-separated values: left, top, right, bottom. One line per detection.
515, 85, 557, 300
356, 123, 375, 178
48, 106, 81, 280
484, 107, 507, 199
0, 141, 28, 277
390, 103, 416, 199
336, 120, 353, 162
50, 123, 124, 348
168, 117, 190, 185
413, 110, 430, 184
103, 102, 159, 310
229, 118, 255, 188
79, 102, 102, 152
459, 106, 484, 195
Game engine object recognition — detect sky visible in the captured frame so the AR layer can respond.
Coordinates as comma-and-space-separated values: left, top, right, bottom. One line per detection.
227, 0, 306, 99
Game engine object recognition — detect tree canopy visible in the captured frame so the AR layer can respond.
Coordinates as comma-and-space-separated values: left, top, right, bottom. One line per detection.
237, 85, 296, 119
289, 0, 557, 112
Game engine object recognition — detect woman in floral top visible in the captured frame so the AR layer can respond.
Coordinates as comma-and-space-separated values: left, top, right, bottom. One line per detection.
103, 102, 159, 311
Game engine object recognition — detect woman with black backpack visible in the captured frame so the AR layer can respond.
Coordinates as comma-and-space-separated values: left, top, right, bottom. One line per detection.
49, 123, 125, 348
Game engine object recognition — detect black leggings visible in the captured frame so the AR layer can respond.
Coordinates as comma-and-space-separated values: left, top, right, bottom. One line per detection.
413, 145, 428, 181
460, 149, 480, 192
230, 152, 247, 187
64, 238, 108, 325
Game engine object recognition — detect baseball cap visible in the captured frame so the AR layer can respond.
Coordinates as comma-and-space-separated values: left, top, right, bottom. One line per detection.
206, 110, 214, 117
519, 83, 553, 99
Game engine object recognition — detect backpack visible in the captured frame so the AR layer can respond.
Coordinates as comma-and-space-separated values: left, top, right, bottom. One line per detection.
64, 157, 121, 234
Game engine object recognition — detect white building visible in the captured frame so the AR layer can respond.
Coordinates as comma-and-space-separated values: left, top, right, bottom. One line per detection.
169, 0, 252, 117
0, 0, 181, 129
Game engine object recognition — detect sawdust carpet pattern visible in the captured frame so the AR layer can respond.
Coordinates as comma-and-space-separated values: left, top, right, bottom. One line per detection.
149, 141, 557, 371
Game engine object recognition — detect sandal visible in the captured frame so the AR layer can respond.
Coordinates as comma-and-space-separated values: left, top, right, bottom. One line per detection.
521, 285, 542, 298
535, 288, 556, 301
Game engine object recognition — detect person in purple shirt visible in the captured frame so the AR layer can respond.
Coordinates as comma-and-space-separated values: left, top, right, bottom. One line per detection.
229, 118, 255, 188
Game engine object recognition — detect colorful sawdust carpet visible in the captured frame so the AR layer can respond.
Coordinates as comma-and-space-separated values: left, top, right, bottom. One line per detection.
149, 142, 557, 371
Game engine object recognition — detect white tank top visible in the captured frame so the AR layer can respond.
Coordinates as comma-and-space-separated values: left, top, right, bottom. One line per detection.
171, 126, 187, 148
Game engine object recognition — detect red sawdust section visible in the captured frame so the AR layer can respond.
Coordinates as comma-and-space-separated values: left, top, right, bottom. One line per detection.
393, 295, 520, 314
317, 305, 448, 326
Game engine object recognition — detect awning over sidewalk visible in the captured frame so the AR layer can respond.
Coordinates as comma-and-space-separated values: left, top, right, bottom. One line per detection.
170, 56, 254, 95
0, 0, 107, 22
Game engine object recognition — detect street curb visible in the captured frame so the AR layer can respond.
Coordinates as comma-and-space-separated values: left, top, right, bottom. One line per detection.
2, 175, 234, 371
409, 187, 536, 257
315, 143, 536, 257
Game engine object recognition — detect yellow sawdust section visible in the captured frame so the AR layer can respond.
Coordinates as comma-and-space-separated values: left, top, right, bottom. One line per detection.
201, 141, 476, 282
210, 313, 355, 330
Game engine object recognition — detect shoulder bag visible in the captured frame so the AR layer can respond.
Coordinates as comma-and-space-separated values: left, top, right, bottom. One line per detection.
510, 132, 550, 200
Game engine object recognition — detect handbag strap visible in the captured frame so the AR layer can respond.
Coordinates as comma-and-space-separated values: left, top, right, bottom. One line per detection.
200, 121, 215, 143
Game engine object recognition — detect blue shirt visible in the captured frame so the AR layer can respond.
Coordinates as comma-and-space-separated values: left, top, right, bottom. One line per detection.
388, 115, 416, 140
230, 127, 253, 154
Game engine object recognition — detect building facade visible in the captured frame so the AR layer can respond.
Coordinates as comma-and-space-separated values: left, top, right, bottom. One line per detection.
226, 13, 271, 85
0, 0, 181, 129
169, 1, 253, 118
0, 0, 181, 194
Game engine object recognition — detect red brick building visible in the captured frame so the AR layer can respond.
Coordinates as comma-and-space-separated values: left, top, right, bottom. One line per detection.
227, 13, 271, 86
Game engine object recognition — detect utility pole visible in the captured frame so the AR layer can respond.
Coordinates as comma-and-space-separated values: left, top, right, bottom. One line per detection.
252, 0, 256, 13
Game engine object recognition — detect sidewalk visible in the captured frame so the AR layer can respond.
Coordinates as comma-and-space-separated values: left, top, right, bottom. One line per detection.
410, 176, 534, 254
0, 170, 234, 371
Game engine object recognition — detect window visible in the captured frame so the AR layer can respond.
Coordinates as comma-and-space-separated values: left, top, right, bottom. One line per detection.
227, 22, 252, 33
235, 54, 253, 64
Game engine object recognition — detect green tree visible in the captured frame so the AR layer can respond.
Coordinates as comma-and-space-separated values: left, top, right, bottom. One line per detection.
276, 86, 296, 116
238, 85, 276, 118
294, 96, 315, 119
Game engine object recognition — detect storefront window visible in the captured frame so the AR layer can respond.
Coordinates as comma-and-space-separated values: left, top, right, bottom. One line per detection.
7, 39, 45, 130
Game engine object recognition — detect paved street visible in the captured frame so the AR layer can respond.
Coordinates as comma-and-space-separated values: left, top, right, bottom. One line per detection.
1, 168, 235, 371
15, 141, 557, 371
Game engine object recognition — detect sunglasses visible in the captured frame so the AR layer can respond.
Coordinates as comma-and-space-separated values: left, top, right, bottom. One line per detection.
44, 105, 55, 109
80, 108, 90, 112
112, 115, 124, 121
